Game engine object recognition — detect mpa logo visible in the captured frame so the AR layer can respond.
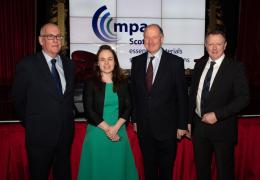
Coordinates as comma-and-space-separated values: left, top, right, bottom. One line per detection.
92, 5, 117, 42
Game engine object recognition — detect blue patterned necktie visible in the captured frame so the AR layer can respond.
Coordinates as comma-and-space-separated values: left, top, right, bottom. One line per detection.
146, 56, 155, 93
200, 61, 216, 115
51, 59, 62, 96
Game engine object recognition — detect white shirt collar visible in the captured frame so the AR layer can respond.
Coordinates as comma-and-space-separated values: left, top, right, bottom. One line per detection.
42, 50, 61, 65
208, 54, 225, 66
148, 48, 163, 60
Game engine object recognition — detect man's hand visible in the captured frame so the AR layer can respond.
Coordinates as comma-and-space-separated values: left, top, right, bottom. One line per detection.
186, 124, 192, 139
133, 123, 137, 133
177, 129, 187, 140
202, 112, 217, 124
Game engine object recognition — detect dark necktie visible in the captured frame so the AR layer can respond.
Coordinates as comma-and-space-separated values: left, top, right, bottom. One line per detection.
51, 59, 62, 96
200, 61, 216, 115
146, 56, 155, 93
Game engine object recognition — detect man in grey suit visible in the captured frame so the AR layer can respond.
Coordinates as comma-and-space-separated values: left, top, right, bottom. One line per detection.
131, 24, 188, 180
12, 23, 75, 180
187, 30, 250, 180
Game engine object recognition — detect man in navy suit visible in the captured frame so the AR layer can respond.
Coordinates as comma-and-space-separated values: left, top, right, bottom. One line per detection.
187, 30, 250, 180
131, 24, 188, 180
12, 23, 74, 180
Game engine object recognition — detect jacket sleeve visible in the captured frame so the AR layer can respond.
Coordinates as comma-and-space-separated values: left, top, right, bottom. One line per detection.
130, 59, 137, 123
12, 60, 29, 123
214, 63, 250, 120
83, 81, 104, 126
174, 57, 188, 130
188, 62, 200, 124
119, 80, 132, 121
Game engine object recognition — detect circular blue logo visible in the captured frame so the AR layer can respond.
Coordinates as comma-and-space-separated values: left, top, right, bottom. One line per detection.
92, 6, 117, 42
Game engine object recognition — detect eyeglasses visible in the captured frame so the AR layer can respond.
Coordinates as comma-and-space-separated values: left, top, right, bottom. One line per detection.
41, 34, 63, 40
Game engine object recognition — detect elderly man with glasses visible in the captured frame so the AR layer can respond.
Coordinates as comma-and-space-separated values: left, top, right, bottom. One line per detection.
12, 23, 75, 180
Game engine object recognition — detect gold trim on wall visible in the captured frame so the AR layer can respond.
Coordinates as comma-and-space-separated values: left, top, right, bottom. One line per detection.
207, 0, 224, 33
50, 0, 68, 55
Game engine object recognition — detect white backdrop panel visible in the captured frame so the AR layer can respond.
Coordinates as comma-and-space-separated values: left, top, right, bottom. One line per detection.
117, 0, 161, 18
163, 19, 205, 44
70, 0, 116, 17
162, 0, 205, 18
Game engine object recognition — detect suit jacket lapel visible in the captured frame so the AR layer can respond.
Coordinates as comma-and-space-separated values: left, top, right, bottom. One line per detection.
35, 52, 62, 99
140, 53, 148, 93
193, 58, 208, 100
151, 51, 166, 92
207, 57, 228, 100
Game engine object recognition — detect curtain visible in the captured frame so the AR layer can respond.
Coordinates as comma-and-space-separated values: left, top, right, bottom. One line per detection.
0, 0, 35, 120
219, 0, 240, 58
235, 0, 260, 114
0, 0, 35, 85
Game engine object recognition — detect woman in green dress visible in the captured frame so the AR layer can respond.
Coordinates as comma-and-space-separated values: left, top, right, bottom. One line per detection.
78, 45, 138, 180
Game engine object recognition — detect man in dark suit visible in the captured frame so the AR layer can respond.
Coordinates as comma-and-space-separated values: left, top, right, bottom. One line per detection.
187, 30, 250, 180
131, 24, 188, 180
12, 23, 74, 180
